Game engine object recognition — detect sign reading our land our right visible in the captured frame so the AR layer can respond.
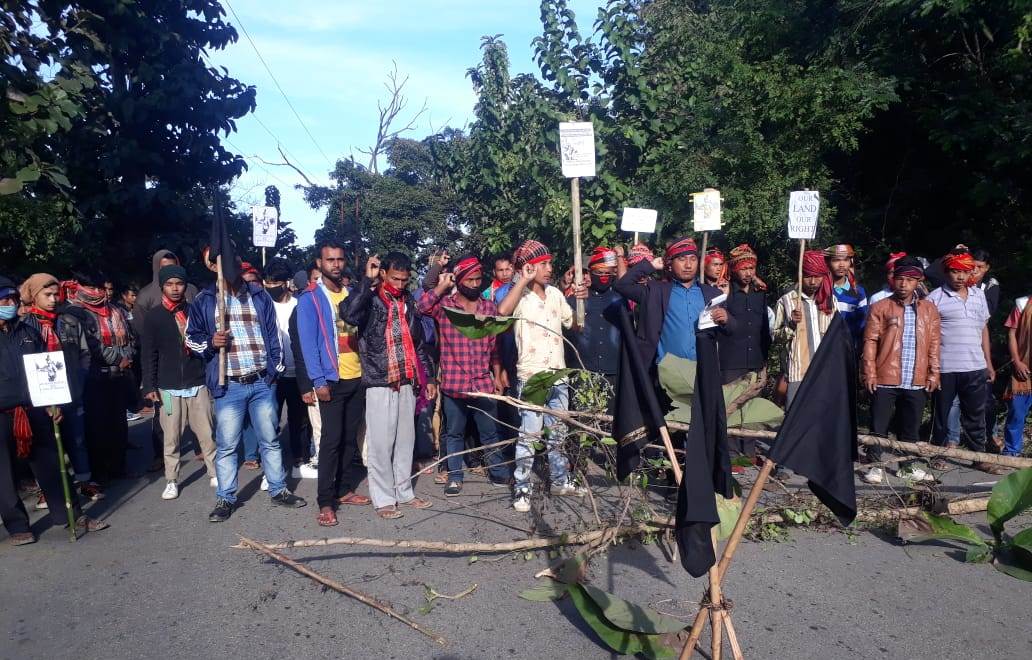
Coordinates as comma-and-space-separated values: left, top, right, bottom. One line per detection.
788, 190, 820, 240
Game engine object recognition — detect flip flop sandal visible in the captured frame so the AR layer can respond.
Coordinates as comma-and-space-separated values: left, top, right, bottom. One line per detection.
400, 497, 433, 510
376, 506, 404, 520
317, 510, 339, 527
434, 472, 448, 485
338, 493, 371, 506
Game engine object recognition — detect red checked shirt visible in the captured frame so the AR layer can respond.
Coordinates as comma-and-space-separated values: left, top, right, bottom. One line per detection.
416, 290, 500, 398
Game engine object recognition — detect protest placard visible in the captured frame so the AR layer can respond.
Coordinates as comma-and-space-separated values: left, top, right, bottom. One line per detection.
788, 190, 820, 240
558, 122, 596, 178
22, 352, 72, 407
620, 207, 658, 234
251, 205, 279, 248
692, 189, 722, 231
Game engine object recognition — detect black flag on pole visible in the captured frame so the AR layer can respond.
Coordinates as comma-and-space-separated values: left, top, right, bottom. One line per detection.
614, 305, 665, 480
674, 329, 733, 577
208, 196, 239, 284
768, 313, 858, 526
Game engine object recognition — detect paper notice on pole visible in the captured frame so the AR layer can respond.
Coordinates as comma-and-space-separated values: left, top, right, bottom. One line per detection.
787, 190, 819, 240
621, 207, 657, 233
692, 190, 722, 231
697, 293, 728, 330
22, 352, 72, 407
559, 122, 596, 178
251, 205, 279, 248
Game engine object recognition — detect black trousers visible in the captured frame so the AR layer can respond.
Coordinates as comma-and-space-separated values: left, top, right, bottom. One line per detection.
275, 377, 307, 466
0, 409, 82, 535
316, 378, 365, 508
933, 369, 988, 452
867, 388, 926, 462
84, 374, 129, 481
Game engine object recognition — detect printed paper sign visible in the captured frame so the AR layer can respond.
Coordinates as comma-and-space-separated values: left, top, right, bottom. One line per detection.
788, 190, 819, 240
621, 207, 658, 234
692, 190, 722, 231
697, 293, 728, 330
23, 352, 72, 407
558, 122, 596, 178
251, 205, 279, 248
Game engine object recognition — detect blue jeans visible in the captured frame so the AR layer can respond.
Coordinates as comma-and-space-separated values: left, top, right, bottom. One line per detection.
442, 395, 510, 483
946, 395, 961, 444
239, 419, 260, 463
1004, 394, 1032, 456
214, 380, 286, 502
514, 380, 569, 492
61, 400, 91, 481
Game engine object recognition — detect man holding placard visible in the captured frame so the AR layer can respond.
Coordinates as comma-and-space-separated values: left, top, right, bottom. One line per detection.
0, 276, 108, 545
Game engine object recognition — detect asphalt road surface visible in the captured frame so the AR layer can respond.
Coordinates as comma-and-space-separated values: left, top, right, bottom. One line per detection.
2, 417, 1030, 659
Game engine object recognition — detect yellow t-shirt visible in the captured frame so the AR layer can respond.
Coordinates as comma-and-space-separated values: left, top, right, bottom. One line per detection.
325, 286, 362, 380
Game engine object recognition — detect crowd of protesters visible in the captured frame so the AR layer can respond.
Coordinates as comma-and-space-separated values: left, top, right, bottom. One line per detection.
2, 235, 1029, 545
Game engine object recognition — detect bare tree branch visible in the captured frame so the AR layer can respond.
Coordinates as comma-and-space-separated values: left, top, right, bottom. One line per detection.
358, 61, 430, 174
253, 145, 318, 188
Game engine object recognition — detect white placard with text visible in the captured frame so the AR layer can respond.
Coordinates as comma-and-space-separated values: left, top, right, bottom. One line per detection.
558, 122, 596, 178
692, 190, 722, 231
22, 352, 72, 407
251, 205, 279, 248
787, 190, 820, 240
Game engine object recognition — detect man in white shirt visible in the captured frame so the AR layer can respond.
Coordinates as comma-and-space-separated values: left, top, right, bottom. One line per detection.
498, 240, 587, 512
264, 259, 307, 473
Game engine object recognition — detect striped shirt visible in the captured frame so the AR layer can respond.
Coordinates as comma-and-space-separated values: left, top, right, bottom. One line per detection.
225, 288, 266, 376
774, 291, 836, 383
927, 286, 990, 373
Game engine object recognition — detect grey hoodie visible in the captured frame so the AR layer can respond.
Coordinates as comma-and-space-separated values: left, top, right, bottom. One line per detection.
134, 249, 198, 336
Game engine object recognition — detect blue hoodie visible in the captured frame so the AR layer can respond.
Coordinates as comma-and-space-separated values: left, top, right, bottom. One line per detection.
186, 282, 282, 398
295, 280, 346, 389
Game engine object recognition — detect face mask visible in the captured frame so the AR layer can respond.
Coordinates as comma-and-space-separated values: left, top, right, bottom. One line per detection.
265, 285, 286, 301
0, 305, 18, 321
457, 281, 487, 300
589, 273, 612, 292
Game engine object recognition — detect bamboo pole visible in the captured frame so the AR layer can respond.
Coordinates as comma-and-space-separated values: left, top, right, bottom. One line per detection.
51, 412, 77, 542
238, 536, 447, 646
571, 176, 585, 327
796, 239, 806, 297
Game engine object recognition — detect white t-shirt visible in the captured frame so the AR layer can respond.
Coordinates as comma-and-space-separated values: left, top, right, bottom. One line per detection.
512, 285, 574, 381
273, 297, 298, 377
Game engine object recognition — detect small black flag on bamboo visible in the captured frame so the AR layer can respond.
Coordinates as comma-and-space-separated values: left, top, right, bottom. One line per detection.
208, 196, 240, 284
768, 313, 859, 525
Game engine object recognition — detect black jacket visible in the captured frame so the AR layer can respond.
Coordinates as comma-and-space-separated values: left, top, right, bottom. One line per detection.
565, 288, 624, 376
0, 317, 45, 410
341, 277, 436, 389
614, 260, 722, 367
141, 303, 206, 393
21, 307, 91, 401
717, 281, 771, 373
69, 303, 138, 374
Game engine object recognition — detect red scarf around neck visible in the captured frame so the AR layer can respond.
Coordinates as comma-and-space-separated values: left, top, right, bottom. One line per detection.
76, 286, 128, 347
378, 286, 417, 384
28, 307, 61, 351
162, 295, 190, 355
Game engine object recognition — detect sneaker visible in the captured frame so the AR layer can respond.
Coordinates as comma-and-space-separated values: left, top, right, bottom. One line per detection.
34, 494, 48, 510
444, 481, 463, 497
896, 466, 935, 483
260, 475, 269, 491
299, 462, 319, 479
126, 411, 143, 422
554, 480, 587, 497
270, 491, 307, 508
209, 476, 218, 488
8, 532, 35, 546
77, 481, 105, 501
862, 467, 884, 484
513, 489, 531, 513
161, 481, 179, 500
209, 498, 234, 522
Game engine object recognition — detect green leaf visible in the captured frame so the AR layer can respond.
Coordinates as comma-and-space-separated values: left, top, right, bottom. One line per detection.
580, 583, 688, 634
715, 493, 741, 541
897, 512, 989, 552
1010, 527, 1032, 556
566, 583, 646, 655
727, 397, 785, 428
0, 178, 24, 195
521, 368, 576, 405
519, 582, 568, 601
987, 467, 1032, 538
47, 170, 71, 188
443, 307, 516, 339
993, 545, 1032, 582
15, 166, 41, 183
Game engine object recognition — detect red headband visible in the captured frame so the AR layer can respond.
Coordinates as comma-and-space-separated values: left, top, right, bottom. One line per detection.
943, 252, 975, 272
665, 238, 698, 260
588, 247, 617, 268
453, 257, 482, 284
728, 244, 758, 272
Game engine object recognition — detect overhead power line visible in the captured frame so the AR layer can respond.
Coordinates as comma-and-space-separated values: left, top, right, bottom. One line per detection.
222, 0, 336, 168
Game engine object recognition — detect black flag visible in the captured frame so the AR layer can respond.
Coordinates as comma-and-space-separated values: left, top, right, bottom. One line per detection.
209, 198, 239, 284
768, 313, 858, 526
614, 305, 665, 480
674, 329, 734, 577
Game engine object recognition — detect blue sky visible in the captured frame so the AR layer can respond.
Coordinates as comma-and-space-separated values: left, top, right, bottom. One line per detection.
208, 0, 603, 245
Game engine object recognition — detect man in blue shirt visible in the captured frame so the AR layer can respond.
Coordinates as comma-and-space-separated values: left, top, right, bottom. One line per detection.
825, 244, 868, 350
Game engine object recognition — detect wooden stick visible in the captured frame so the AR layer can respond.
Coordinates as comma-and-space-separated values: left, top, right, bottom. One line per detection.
659, 425, 683, 485
571, 176, 585, 327
51, 415, 78, 542
238, 536, 448, 646
722, 610, 744, 660
796, 239, 806, 297
699, 232, 709, 284
216, 254, 227, 386
708, 531, 723, 660
232, 522, 668, 553
759, 496, 990, 525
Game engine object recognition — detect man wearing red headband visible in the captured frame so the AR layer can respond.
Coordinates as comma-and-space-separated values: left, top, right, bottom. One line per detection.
703, 247, 730, 295
498, 239, 588, 512
926, 250, 1003, 474
418, 255, 511, 497
868, 251, 908, 307
614, 236, 725, 367
824, 244, 868, 349
773, 250, 837, 408
566, 246, 623, 385
861, 256, 940, 484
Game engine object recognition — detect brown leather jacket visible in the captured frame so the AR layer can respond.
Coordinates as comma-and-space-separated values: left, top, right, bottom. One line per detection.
862, 296, 941, 388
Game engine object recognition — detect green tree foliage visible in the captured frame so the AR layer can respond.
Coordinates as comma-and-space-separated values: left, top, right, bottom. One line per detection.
309, 137, 462, 269
1, 0, 260, 281
435, 0, 1032, 294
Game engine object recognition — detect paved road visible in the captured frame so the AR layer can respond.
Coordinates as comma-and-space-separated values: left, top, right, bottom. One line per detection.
2, 418, 1030, 659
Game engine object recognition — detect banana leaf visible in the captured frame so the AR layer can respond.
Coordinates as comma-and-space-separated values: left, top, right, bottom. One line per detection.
443, 307, 516, 339
987, 467, 1032, 539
